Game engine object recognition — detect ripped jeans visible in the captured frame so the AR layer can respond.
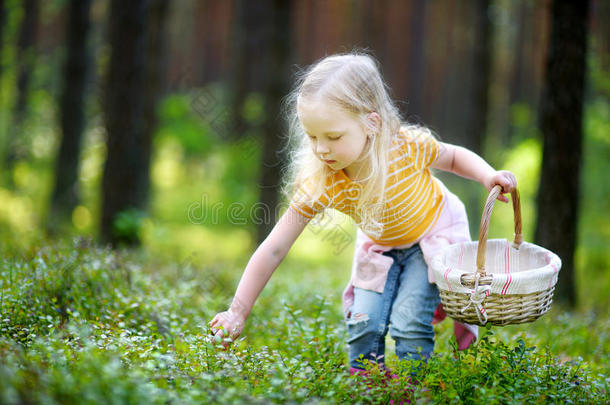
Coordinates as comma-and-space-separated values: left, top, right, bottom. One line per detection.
346, 244, 441, 370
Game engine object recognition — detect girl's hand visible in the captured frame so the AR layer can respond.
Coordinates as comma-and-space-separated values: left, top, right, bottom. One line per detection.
208, 308, 247, 349
485, 170, 517, 203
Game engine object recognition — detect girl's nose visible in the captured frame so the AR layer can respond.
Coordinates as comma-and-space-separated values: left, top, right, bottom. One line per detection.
316, 142, 330, 155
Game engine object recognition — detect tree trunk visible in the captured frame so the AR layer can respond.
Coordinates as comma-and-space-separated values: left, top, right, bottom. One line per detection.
0, 0, 5, 99
506, 0, 543, 145
406, 0, 427, 121
2, 0, 39, 187
423, 0, 449, 126
141, 0, 169, 193
229, 0, 268, 140
0, 0, 5, 144
535, 0, 590, 308
436, 0, 456, 137
256, 0, 292, 245
47, 0, 93, 232
101, 0, 169, 246
358, 0, 383, 59
446, 2, 474, 147
465, 0, 491, 156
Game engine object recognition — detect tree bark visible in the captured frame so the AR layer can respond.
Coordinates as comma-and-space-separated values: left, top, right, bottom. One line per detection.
229, 0, 269, 140
0, 0, 5, 100
101, 0, 169, 246
48, 0, 93, 232
256, 0, 292, 245
406, 0, 427, 121
2, 0, 39, 187
506, 0, 543, 145
141, 0, 169, 194
535, 0, 590, 308
465, 0, 491, 156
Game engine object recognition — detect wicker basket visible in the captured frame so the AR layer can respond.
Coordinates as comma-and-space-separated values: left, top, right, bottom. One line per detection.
430, 185, 562, 326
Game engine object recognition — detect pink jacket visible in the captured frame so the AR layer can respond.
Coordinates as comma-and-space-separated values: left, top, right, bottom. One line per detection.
342, 180, 478, 350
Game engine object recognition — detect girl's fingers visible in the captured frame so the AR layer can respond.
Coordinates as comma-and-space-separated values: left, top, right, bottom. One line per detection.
229, 327, 241, 341
497, 176, 516, 194
208, 312, 243, 343
209, 315, 226, 334
498, 194, 509, 203
488, 171, 516, 203
503, 172, 517, 191
501, 183, 511, 195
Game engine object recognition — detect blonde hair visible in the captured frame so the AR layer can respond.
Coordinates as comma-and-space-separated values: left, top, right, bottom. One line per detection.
282, 52, 405, 237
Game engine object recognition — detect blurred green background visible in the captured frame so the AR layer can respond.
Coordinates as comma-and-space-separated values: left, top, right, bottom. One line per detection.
0, 0, 608, 311
0, 1, 608, 402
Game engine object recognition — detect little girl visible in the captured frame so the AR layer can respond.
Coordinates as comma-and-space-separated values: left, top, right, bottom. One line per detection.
209, 53, 516, 375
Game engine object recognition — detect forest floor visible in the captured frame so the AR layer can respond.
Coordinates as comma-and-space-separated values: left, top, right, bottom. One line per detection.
0, 237, 607, 404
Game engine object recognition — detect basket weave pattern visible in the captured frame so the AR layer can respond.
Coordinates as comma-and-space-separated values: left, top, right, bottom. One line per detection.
431, 186, 562, 326
439, 287, 555, 326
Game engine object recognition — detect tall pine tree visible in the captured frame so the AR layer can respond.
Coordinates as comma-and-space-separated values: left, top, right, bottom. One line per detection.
535, 0, 590, 307
48, 0, 93, 232
100, 0, 169, 246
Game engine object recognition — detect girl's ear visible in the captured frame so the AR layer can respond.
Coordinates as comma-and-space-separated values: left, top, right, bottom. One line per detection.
366, 112, 381, 133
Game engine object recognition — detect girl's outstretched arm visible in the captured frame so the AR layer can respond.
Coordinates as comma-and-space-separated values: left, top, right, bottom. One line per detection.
208, 206, 310, 346
432, 142, 517, 202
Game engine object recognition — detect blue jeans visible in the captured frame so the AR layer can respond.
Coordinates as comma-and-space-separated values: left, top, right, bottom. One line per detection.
346, 244, 441, 370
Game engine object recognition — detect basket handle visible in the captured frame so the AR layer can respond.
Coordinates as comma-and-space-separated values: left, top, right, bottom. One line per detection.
475, 185, 522, 276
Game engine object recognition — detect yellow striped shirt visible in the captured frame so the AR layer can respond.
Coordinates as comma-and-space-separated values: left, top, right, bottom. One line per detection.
291, 128, 444, 246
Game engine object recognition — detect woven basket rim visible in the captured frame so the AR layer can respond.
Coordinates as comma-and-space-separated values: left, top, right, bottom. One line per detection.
438, 264, 555, 278
432, 239, 561, 273
431, 238, 562, 296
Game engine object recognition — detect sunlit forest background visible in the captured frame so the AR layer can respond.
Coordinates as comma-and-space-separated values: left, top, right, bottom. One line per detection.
1, 0, 607, 307
0, 0, 608, 403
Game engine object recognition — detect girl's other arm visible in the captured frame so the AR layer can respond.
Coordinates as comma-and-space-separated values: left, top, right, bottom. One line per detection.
432, 142, 517, 202
208, 206, 310, 345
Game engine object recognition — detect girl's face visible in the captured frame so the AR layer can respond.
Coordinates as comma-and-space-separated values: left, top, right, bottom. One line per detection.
297, 99, 370, 179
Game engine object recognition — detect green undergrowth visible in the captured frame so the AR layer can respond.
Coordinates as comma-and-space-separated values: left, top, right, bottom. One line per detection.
0, 239, 608, 404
